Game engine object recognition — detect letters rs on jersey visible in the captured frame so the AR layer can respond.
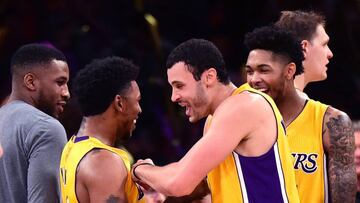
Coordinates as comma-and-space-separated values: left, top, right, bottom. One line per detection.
287, 99, 329, 203
292, 153, 318, 173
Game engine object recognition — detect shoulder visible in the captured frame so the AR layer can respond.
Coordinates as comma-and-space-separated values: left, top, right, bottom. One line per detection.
323, 106, 353, 151
324, 106, 352, 127
217, 90, 271, 117
3, 101, 64, 131
77, 149, 128, 186
28, 117, 67, 141
211, 91, 271, 133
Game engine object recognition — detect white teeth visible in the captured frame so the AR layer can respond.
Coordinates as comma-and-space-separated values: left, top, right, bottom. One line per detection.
133, 119, 137, 124
258, 88, 267, 92
185, 106, 190, 116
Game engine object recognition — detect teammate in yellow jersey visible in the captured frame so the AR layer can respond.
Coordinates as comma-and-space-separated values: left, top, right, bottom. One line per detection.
245, 25, 356, 203
131, 39, 299, 203
60, 57, 144, 203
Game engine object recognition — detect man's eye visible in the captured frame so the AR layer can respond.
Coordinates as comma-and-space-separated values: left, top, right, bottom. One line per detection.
57, 80, 65, 85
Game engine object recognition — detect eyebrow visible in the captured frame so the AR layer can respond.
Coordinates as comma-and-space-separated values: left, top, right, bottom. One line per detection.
56, 76, 69, 81
170, 80, 184, 86
245, 64, 270, 68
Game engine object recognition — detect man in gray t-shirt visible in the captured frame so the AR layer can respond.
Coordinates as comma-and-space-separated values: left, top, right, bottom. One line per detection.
0, 44, 70, 203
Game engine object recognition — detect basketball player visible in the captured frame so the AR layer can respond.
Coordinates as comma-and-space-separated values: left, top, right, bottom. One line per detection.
131, 39, 300, 203
275, 10, 333, 93
245, 25, 356, 203
59, 57, 144, 202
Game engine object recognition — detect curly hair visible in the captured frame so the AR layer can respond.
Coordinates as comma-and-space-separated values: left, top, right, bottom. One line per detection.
10, 43, 67, 76
244, 25, 304, 76
275, 10, 325, 42
73, 56, 139, 116
166, 39, 230, 84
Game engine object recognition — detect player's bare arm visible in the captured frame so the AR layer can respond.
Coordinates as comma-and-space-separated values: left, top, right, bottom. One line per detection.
132, 93, 269, 196
323, 107, 356, 203
76, 149, 128, 203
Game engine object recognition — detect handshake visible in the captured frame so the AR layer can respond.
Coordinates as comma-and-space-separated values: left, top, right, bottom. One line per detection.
131, 158, 155, 190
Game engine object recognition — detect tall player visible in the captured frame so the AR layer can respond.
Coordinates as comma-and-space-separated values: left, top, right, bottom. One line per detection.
275, 10, 333, 93
59, 57, 144, 203
131, 39, 299, 203
245, 25, 356, 203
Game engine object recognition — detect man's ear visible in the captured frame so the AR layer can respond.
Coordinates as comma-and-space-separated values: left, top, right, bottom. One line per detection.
114, 94, 125, 112
285, 63, 296, 80
301, 40, 310, 58
23, 73, 37, 91
202, 68, 218, 87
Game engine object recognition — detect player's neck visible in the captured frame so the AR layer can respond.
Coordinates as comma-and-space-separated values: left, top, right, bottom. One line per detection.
8, 89, 36, 107
276, 85, 307, 127
294, 74, 306, 92
78, 115, 117, 146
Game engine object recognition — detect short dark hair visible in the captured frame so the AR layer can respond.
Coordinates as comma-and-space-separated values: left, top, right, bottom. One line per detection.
166, 39, 230, 84
244, 25, 304, 76
275, 10, 326, 41
73, 56, 139, 116
10, 43, 67, 76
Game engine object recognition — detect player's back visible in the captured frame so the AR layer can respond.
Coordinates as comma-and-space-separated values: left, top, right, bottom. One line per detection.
60, 136, 144, 203
207, 83, 299, 203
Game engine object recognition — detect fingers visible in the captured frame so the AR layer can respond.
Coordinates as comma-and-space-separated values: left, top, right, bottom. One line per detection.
134, 158, 154, 166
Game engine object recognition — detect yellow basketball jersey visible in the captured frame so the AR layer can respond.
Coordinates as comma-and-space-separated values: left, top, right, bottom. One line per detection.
59, 136, 144, 203
207, 83, 299, 203
287, 99, 328, 203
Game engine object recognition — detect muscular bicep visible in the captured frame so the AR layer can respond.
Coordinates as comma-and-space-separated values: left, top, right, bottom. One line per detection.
323, 107, 356, 202
77, 149, 128, 203
323, 107, 354, 165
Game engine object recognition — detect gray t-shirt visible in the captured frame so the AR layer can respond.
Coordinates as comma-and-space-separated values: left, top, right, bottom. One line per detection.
0, 100, 67, 203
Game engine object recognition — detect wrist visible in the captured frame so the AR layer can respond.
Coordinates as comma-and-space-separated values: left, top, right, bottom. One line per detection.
133, 163, 153, 181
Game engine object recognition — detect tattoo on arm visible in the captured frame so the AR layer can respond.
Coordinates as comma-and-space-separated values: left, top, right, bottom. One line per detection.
106, 195, 122, 203
324, 108, 356, 203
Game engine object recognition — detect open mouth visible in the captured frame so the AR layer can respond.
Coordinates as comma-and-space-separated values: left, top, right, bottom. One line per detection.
57, 102, 66, 112
253, 87, 269, 94
183, 105, 192, 117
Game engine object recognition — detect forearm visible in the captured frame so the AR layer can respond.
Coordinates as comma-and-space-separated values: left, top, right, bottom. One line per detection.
325, 108, 356, 202
328, 162, 356, 203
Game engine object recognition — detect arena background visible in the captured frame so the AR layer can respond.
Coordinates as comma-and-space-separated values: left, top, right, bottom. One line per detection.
1, 0, 359, 164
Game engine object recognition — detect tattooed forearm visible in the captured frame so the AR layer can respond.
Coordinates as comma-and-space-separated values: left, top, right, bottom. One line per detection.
324, 108, 356, 203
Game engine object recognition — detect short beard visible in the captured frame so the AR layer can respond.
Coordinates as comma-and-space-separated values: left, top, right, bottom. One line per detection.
37, 89, 56, 118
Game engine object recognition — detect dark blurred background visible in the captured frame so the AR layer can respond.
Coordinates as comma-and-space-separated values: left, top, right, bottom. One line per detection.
1, 0, 359, 164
